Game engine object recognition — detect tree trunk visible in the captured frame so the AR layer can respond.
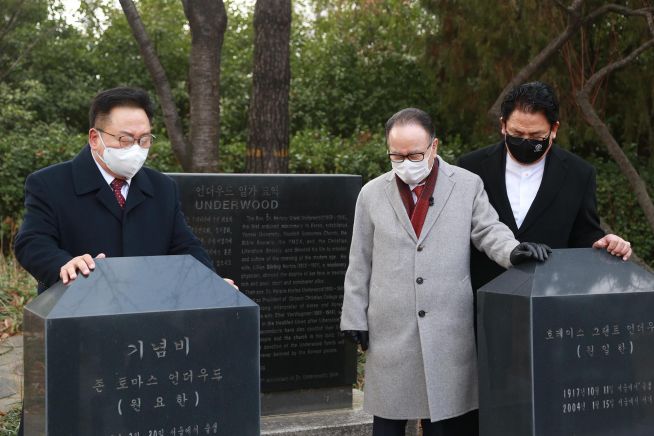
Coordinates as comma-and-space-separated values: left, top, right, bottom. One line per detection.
246, 0, 292, 173
119, 0, 190, 168
182, 0, 227, 172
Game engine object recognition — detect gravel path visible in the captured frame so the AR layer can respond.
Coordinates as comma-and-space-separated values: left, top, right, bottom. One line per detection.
0, 335, 22, 414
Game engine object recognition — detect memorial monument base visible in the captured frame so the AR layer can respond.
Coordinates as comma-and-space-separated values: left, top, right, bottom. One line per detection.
24, 256, 260, 435
261, 390, 420, 436
479, 249, 654, 436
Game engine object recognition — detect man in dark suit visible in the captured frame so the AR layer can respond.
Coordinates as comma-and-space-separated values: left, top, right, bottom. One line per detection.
458, 81, 632, 292
13, 87, 223, 434
15, 87, 215, 292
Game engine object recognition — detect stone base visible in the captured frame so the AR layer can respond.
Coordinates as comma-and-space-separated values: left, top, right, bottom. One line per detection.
261, 389, 420, 436
262, 386, 353, 415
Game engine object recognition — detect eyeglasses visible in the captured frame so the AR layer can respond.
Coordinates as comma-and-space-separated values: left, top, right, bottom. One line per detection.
505, 130, 551, 144
95, 128, 155, 148
387, 141, 433, 163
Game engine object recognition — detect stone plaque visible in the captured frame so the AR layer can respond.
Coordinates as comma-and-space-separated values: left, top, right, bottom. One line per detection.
23, 255, 260, 435
169, 174, 360, 397
478, 248, 654, 436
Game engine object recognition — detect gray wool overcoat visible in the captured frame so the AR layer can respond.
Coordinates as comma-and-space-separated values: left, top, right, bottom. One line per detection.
340, 157, 519, 422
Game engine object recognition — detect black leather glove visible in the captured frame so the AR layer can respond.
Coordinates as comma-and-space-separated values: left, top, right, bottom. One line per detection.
510, 242, 552, 265
343, 330, 369, 351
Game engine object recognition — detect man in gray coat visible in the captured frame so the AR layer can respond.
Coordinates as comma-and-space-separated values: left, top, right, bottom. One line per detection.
340, 108, 549, 435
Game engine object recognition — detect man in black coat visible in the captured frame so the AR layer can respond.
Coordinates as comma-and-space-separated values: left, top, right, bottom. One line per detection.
15, 87, 215, 293
458, 81, 632, 292
13, 87, 220, 435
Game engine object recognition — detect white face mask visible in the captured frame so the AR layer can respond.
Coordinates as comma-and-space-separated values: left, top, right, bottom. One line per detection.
391, 144, 434, 185
94, 132, 149, 179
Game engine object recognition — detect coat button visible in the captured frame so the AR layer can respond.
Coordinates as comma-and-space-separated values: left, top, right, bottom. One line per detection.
416, 277, 424, 284
417, 244, 424, 252
418, 310, 426, 317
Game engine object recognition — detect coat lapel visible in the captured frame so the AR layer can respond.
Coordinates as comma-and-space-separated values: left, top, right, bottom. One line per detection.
418, 157, 454, 244
124, 169, 153, 214
72, 145, 123, 222
517, 145, 568, 236
384, 172, 418, 243
481, 143, 518, 234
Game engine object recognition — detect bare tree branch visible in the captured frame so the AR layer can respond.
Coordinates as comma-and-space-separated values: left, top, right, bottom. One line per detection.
118, 0, 189, 168
488, 0, 583, 121
0, 19, 57, 82
489, 1, 653, 122
576, 33, 654, 235
551, 0, 573, 14
0, 0, 26, 48
583, 5, 654, 24
581, 39, 654, 94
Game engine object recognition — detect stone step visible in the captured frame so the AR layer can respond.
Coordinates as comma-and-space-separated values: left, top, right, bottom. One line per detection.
261, 389, 420, 436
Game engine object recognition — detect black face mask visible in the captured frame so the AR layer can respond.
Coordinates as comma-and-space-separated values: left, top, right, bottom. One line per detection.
505, 132, 551, 164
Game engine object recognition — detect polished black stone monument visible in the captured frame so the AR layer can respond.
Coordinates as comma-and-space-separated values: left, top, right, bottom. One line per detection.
478, 248, 654, 436
23, 255, 260, 435
169, 174, 360, 414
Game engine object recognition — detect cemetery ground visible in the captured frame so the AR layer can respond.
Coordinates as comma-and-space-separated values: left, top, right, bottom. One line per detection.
0, 251, 34, 434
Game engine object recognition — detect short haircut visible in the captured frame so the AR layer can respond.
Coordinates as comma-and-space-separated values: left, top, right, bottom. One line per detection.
385, 108, 435, 140
501, 81, 559, 125
89, 87, 154, 128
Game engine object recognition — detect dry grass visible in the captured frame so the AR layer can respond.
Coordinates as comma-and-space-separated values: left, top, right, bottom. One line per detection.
0, 250, 31, 434
0, 404, 20, 435
0, 251, 36, 338
356, 349, 365, 390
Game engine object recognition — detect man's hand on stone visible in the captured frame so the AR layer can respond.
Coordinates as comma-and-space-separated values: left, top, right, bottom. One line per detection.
592, 234, 632, 261
510, 242, 551, 265
60, 253, 106, 284
223, 278, 239, 290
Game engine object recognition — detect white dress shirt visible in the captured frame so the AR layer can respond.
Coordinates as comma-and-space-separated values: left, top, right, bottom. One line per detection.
408, 182, 426, 204
93, 154, 131, 199
505, 154, 545, 228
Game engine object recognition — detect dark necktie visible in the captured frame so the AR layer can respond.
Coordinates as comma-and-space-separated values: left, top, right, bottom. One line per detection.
110, 178, 126, 209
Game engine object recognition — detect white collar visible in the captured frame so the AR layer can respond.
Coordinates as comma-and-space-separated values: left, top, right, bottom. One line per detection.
505, 152, 546, 175
408, 181, 426, 191
92, 150, 132, 187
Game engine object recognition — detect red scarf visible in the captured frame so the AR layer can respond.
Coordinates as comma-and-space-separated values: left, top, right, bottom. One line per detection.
396, 160, 439, 238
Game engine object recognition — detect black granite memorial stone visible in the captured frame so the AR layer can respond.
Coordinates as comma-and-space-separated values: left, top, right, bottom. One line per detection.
169, 174, 360, 401
478, 248, 654, 436
23, 255, 260, 436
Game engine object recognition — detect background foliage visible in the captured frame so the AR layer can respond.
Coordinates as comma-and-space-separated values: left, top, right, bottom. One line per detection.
1, 1, 650, 429
1, 0, 652, 266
